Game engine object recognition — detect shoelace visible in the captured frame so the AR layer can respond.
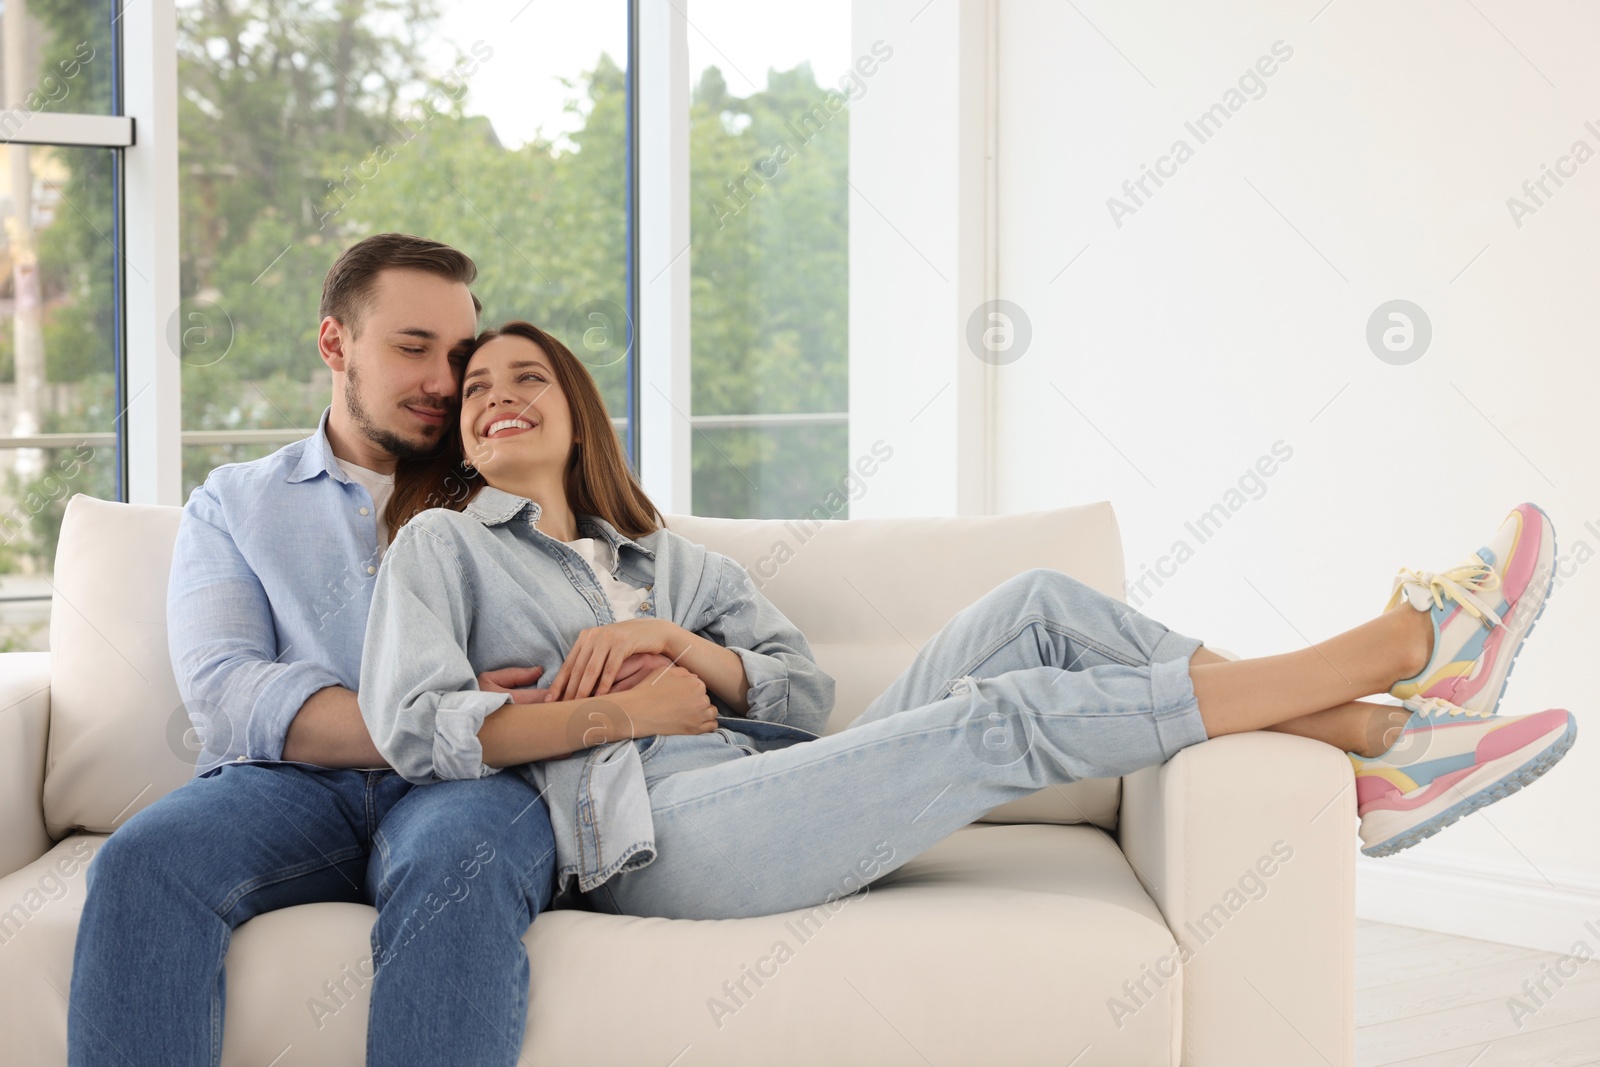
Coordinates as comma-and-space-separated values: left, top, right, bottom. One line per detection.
1385, 559, 1504, 629
1404, 695, 1494, 721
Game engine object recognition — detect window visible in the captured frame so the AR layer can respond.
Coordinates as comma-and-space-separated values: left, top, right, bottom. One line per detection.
686, 1, 852, 519
176, 1, 633, 496
0, 2, 122, 651
37, 3, 869, 605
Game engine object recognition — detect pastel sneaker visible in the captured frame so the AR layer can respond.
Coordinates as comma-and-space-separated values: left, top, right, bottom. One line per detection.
1387, 502, 1557, 717
1350, 697, 1577, 858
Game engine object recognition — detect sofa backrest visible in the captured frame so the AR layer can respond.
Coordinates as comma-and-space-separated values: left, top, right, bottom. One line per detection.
664, 506, 1129, 829
42, 493, 1129, 838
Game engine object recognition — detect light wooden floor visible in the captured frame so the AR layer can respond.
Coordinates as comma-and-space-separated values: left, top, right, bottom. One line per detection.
1357, 919, 1600, 1066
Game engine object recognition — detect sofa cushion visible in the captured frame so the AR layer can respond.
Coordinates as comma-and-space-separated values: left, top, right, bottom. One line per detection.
0, 826, 1178, 1066
43, 495, 187, 837
521, 822, 1177, 1065
664, 505, 1129, 828
0, 834, 104, 1066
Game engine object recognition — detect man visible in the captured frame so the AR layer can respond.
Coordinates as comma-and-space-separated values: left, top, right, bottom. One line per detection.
70, 234, 578, 1065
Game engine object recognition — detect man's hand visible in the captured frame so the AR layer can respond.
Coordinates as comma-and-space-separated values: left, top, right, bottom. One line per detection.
609, 652, 676, 693
479, 665, 553, 704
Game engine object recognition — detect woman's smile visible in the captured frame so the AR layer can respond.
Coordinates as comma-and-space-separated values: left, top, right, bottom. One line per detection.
482, 415, 540, 439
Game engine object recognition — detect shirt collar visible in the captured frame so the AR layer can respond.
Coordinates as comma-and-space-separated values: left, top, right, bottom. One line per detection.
286, 407, 349, 485
463, 485, 656, 560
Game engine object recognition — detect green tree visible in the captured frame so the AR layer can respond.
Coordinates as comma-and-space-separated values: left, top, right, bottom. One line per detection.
688, 61, 850, 518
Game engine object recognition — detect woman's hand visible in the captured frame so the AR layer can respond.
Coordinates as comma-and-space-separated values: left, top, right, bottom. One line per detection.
546, 619, 687, 701
608, 665, 719, 739
478, 665, 552, 704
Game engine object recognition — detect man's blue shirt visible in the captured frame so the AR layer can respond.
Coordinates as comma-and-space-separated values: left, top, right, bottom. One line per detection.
167, 406, 389, 772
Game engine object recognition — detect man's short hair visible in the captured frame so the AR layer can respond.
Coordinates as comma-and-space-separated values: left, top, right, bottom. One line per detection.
319, 232, 481, 336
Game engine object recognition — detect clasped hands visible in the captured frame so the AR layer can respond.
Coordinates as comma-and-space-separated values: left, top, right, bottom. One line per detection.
476, 618, 719, 741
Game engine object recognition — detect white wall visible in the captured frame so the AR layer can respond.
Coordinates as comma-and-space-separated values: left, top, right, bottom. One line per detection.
855, 0, 1600, 950
849, 0, 992, 516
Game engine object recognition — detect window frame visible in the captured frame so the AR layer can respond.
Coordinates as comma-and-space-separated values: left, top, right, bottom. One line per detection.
0, 5, 137, 500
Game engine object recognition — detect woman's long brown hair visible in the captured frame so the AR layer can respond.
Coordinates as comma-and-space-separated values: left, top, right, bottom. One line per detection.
386, 320, 664, 539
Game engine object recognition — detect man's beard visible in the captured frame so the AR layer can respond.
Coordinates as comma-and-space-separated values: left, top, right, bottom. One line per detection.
345, 357, 449, 462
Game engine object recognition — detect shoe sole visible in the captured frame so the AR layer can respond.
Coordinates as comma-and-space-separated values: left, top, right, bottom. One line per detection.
1479, 502, 1558, 717
1359, 712, 1577, 858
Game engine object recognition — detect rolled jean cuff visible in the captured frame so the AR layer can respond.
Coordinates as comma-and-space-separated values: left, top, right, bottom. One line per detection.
1150, 627, 1205, 665
1148, 631, 1209, 760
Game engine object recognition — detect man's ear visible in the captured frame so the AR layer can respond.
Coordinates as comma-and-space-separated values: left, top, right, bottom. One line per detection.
318, 316, 350, 371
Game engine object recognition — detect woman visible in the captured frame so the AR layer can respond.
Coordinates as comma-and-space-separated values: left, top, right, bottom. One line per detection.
359, 320, 1577, 921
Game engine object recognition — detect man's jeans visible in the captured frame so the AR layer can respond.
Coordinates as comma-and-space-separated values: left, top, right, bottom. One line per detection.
68, 765, 556, 1066
592, 568, 1211, 920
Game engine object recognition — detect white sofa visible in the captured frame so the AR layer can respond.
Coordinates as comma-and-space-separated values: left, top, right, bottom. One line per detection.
0, 493, 1355, 1066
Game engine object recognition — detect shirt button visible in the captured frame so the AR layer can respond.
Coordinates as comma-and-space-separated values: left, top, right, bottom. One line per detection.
639, 601, 651, 612
235, 755, 246, 761
360, 506, 370, 515
367, 566, 377, 575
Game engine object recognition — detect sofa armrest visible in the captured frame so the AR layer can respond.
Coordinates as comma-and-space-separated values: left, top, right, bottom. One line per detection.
1119, 731, 1355, 1067
0, 652, 52, 879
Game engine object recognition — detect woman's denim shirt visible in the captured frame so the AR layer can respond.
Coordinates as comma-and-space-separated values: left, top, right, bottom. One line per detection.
358, 485, 835, 899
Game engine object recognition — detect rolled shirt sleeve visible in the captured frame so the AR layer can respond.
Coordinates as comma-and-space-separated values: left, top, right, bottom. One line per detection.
696, 552, 835, 734
358, 519, 510, 784
168, 482, 345, 766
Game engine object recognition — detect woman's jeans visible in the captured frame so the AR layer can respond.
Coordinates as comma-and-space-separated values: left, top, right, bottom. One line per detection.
67, 765, 556, 1067
590, 568, 1210, 921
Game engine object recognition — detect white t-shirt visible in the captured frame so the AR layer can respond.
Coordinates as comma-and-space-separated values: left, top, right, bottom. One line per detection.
564, 534, 651, 620
334, 457, 396, 558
